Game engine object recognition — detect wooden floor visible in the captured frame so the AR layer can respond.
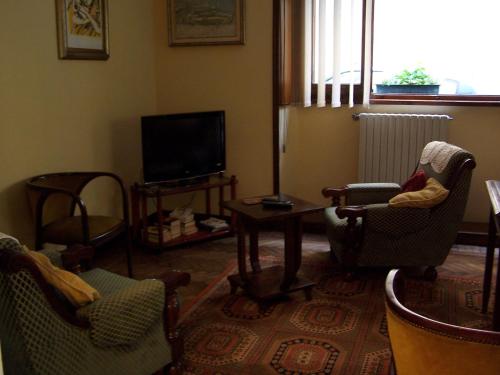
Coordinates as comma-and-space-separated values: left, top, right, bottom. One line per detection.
93, 232, 494, 309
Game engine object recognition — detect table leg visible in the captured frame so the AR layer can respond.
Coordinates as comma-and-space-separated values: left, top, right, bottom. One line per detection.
281, 217, 302, 291
493, 255, 500, 331
248, 222, 261, 273
236, 215, 249, 284
482, 209, 496, 314
293, 217, 303, 274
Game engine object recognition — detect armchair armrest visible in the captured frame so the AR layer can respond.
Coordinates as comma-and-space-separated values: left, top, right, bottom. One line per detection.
77, 279, 166, 347
323, 183, 401, 206
345, 183, 401, 205
158, 270, 191, 293
158, 270, 190, 364
38, 248, 64, 268
364, 203, 431, 237
322, 186, 349, 205
335, 205, 368, 220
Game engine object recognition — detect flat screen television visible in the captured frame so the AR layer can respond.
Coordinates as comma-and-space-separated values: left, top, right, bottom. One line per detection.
141, 111, 226, 185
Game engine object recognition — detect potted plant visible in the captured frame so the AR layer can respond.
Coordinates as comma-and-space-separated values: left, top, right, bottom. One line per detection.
376, 67, 440, 94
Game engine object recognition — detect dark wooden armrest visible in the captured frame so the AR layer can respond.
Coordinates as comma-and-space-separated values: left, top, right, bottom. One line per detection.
158, 270, 191, 292
335, 206, 368, 267
335, 205, 367, 219
322, 186, 348, 206
61, 244, 95, 274
159, 270, 191, 374
322, 186, 348, 198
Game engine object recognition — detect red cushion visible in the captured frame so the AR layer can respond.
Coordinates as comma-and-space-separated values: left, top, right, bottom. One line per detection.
402, 169, 427, 192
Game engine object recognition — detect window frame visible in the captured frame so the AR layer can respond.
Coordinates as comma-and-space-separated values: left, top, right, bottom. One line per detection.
308, 0, 500, 106
368, 0, 500, 106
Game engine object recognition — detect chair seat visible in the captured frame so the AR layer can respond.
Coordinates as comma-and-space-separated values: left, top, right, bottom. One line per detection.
42, 215, 124, 245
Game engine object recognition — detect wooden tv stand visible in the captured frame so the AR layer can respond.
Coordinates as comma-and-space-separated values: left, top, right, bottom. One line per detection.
130, 175, 237, 250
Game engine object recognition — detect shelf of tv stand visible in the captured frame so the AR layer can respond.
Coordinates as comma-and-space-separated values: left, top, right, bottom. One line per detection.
142, 226, 233, 249
130, 174, 237, 250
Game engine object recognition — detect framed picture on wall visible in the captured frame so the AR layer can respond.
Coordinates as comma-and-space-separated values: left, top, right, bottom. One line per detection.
167, 0, 245, 46
56, 0, 109, 60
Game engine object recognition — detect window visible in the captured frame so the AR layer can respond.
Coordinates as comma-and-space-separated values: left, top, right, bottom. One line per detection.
371, 0, 500, 104
307, 0, 500, 105
312, 0, 363, 86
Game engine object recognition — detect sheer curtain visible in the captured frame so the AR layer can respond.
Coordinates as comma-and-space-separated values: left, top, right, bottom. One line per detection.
292, 0, 372, 108
278, 0, 372, 155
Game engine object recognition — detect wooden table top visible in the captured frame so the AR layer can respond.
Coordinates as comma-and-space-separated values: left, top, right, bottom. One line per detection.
222, 194, 324, 222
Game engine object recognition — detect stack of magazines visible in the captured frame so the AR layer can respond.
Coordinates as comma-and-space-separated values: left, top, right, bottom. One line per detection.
199, 217, 229, 232
170, 207, 198, 236
146, 217, 181, 243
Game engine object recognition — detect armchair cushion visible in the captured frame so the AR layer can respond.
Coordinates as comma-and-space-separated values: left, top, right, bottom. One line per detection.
389, 178, 449, 208
77, 277, 165, 347
401, 169, 426, 192
38, 248, 64, 268
23, 246, 100, 306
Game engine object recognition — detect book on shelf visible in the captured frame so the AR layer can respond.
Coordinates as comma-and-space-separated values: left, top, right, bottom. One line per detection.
199, 217, 229, 232
182, 226, 199, 236
181, 221, 196, 229
169, 207, 194, 223
147, 231, 172, 243
146, 224, 181, 242
162, 217, 181, 232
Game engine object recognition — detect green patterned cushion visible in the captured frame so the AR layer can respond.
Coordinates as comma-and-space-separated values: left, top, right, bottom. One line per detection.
78, 271, 165, 347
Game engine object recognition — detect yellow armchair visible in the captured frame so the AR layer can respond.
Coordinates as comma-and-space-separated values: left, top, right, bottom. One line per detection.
385, 269, 500, 375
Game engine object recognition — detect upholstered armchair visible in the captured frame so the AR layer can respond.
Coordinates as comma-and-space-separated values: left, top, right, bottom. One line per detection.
0, 236, 190, 375
322, 142, 476, 278
385, 269, 500, 375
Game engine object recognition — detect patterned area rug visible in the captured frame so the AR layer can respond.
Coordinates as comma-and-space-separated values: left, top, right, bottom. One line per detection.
180, 250, 492, 375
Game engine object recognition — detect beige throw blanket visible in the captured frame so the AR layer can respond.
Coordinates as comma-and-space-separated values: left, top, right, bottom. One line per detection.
420, 141, 461, 173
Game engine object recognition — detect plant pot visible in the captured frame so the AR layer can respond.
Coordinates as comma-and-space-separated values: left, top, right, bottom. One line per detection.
375, 84, 440, 94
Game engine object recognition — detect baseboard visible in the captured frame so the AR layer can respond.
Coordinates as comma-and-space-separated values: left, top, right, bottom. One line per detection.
269, 215, 493, 247
456, 222, 496, 247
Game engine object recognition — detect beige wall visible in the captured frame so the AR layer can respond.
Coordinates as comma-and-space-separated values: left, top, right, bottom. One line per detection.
0, 0, 157, 244
281, 105, 500, 223
152, 0, 274, 208
2, 0, 495, 247
0, 0, 274, 244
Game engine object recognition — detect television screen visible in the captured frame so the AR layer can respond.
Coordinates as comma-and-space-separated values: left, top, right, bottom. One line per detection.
141, 111, 226, 184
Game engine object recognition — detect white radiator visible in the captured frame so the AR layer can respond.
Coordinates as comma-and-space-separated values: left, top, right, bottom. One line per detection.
358, 113, 451, 184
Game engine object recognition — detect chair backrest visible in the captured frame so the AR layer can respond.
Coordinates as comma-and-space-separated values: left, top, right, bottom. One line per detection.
26, 172, 130, 248
419, 143, 476, 254
26, 172, 127, 218
417, 141, 475, 189
0, 238, 88, 375
385, 269, 500, 375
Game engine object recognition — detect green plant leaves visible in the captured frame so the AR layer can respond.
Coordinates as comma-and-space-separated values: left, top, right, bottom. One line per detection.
382, 67, 437, 85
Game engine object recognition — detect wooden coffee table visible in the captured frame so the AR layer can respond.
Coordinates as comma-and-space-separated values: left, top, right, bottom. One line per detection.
222, 194, 324, 302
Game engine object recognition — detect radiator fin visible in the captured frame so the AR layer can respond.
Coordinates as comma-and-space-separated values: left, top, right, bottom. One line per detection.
358, 113, 450, 184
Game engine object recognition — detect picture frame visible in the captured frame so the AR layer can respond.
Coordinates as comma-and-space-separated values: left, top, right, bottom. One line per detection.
56, 0, 109, 60
167, 0, 245, 46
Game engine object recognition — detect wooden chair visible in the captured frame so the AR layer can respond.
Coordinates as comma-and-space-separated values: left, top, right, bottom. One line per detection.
385, 269, 500, 375
26, 172, 133, 277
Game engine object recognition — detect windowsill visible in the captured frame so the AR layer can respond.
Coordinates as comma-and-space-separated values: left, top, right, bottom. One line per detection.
370, 95, 500, 107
